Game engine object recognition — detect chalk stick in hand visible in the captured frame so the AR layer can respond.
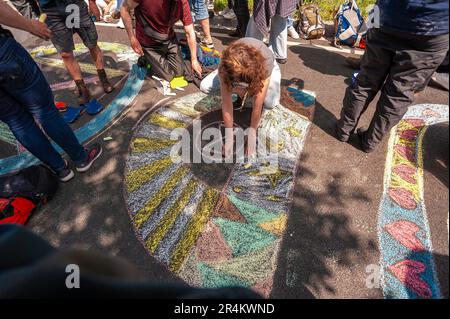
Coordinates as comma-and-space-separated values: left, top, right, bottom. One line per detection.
39, 14, 47, 23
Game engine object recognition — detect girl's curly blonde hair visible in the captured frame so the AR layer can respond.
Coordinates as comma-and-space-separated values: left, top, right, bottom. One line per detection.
219, 41, 268, 97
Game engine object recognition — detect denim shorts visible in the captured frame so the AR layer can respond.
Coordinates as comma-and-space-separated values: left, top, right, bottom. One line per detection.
189, 0, 210, 21
42, 0, 98, 53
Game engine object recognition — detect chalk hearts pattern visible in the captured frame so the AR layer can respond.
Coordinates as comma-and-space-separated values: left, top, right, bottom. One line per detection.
378, 104, 448, 299
388, 259, 432, 299
384, 220, 425, 252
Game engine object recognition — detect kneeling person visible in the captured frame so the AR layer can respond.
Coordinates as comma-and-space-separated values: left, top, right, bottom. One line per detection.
201, 38, 282, 158
121, 0, 202, 82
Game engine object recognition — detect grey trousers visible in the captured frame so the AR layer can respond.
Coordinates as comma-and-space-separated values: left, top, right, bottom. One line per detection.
246, 14, 288, 60
337, 28, 449, 150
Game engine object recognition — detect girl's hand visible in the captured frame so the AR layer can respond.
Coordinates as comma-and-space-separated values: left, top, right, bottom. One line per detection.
246, 129, 257, 157
223, 140, 234, 160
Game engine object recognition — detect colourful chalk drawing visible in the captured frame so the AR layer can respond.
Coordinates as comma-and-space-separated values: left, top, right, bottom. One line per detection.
286, 87, 317, 107
0, 42, 145, 175
124, 92, 313, 297
378, 104, 449, 299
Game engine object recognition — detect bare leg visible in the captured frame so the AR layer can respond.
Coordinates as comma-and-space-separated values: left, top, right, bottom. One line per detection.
89, 45, 105, 70
60, 51, 91, 104
61, 51, 83, 81
199, 18, 213, 43
90, 45, 114, 93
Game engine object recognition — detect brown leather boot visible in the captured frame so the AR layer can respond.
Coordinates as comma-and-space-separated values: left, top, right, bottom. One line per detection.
97, 69, 114, 94
75, 79, 91, 105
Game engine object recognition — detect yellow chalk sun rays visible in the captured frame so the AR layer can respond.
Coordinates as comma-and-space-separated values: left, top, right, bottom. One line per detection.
125, 109, 221, 273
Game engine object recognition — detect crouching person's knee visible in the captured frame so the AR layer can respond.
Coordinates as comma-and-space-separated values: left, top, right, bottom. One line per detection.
160, 65, 184, 82
60, 51, 74, 60
200, 70, 220, 94
200, 79, 211, 94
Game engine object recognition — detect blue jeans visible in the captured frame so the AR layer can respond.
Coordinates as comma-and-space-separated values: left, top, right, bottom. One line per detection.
188, 0, 210, 21
0, 37, 87, 172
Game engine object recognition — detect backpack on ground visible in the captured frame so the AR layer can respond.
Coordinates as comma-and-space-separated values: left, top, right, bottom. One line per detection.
0, 165, 59, 205
296, 3, 326, 40
334, 0, 367, 47
0, 197, 36, 225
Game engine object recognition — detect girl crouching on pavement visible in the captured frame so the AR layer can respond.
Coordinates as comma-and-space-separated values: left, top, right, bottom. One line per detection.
201, 38, 281, 158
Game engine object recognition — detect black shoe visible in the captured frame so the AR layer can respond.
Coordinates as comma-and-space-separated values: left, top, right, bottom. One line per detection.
53, 160, 75, 182
228, 29, 241, 38
276, 58, 288, 64
76, 144, 103, 173
357, 128, 375, 153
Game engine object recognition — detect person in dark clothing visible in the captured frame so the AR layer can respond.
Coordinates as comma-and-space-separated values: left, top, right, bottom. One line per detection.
0, 2, 103, 182
120, 0, 202, 82
0, 224, 261, 299
227, 0, 250, 38
336, 0, 449, 153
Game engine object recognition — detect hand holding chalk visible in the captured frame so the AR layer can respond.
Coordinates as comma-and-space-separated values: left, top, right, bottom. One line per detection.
29, 15, 51, 40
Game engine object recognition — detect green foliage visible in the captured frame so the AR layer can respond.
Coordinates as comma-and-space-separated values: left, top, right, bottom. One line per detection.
214, 0, 254, 11
213, 0, 376, 21
303, 0, 376, 20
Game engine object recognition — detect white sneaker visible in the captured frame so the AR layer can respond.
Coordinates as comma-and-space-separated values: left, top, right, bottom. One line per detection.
222, 8, 236, 20
116, 18, 125, 29
207, 0, 214, 11
288, 26, 300, 39
219, 7, 231, 15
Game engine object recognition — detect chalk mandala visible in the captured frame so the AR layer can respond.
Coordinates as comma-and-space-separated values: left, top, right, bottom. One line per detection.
378, 104, 449, 299
124, 92, 312, 297
0, 42, 145, 175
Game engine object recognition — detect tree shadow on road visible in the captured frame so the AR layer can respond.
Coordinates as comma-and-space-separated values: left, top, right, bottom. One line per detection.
289, 45, 355, 78
26, 83, 183, 283
423, 122, 449, 188
271, 153, 379, 298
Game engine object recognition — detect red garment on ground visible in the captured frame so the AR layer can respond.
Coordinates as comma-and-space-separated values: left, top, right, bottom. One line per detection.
135, 0, 193, 47
0, 198, 36, 225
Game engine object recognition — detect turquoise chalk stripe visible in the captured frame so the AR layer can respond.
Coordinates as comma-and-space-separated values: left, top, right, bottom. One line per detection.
0, 64, 146, 174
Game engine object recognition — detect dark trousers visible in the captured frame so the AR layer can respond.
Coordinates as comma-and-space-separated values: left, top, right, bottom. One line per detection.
337, 28, 449, 150
228, 0, 250, 36
143, 38, 184, 82
0, 37, 87, 172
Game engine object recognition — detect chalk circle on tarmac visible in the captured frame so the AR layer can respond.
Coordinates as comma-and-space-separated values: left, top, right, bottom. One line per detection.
123, 92, 313, 297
